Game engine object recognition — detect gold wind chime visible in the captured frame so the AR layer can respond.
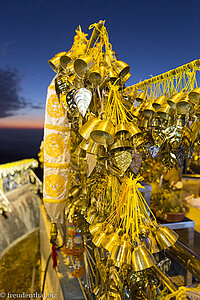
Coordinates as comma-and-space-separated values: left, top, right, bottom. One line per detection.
45, 20, 200, 299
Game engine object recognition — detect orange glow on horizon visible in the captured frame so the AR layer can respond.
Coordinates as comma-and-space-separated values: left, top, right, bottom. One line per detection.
0, 115, 44, 129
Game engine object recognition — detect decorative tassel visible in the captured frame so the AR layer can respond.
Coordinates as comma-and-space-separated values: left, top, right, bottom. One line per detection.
51, 245, 58, 269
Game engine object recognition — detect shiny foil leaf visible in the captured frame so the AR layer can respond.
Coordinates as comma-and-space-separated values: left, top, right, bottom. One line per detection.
114, 151, 132, 172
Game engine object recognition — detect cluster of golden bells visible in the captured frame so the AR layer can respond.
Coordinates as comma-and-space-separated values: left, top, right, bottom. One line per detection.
48, 20, 200, 299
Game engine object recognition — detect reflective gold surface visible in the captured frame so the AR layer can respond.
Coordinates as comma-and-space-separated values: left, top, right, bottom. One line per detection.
132, 244, 156, 271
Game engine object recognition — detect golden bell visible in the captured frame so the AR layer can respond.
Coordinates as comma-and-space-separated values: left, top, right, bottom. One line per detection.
136, 91, 147, 103
48, 52, 67, 73
92, 231, 107, 247
79, 117, 102, 140
132, 244, 156, 271
90, 113, 115, 146
107, 68, 119, 82
157, 104, 172, 120
121, 72, 132, 84
105, 49, 118, 65
152, 95, 167, 110
167, 91, 185, 109
115, 124, 130, 140
111, 239, 132, 266
109, 140, 132, 152
176, 94, 193, 114
131, 106, 141, 119
112, 60, 130, 78
60, 51, 75, 70
89, 222, 103, 235
88, 64, 106, 85
101, 230, 121, 252
142, 101, 155, 117
74, 56, 94, 78
128, 123, 142, 137
155, 226, 178, 249
189, 87, 200, 105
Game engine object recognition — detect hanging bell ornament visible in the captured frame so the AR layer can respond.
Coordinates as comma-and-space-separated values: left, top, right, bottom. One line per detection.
155, 225, 178, 249
176, 94, 193, 115
132, 244, 156, 271
88, 63, 106, 86
152, 94, 167, 110
101, 230, 121, 252
74, 56, 94, 78
60, 51, 75, 70
89, 222, 103, 235
48, 52, 67, 73
135, 91, 147, 103
90, 112, 115, 146
109, 140, 132, 152
142, 101, 156, 117
115, 124, 131, 140
167, 91, 185, 109
157, 104, 173, 120
189, 87, 200, 105
92, 230, 107, 248
112, 60, 130, 78
79, 116, 102, 140
111, 238, 132, 266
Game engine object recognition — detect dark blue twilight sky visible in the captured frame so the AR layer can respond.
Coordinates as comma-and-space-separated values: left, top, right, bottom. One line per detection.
0, 0, 200, 128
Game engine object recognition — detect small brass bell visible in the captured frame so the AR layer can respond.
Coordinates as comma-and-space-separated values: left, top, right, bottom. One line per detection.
155, 226, 178, 249
189, 87, 200, 105
88, 63, 106, 85
90, 112, 115, 146
153, 95, 167, 110
132, 244, 156, 271
176, 94, 193, 115
79, 117, 102, 140
112, 60, 130, 78
87, 140, 102, 156
157, 104, 172, 120
115, 123, 130, 140
136, 91, 147, 103
92, 231, 107, 247
60, 51, 75, 70
48, 52, 67, 73
142, 101, 155, 117
101, 230, 121, 252
111, 239, 132, 266
128, 123, 142, 137
167, 91, 185, 109
107, 68, 119, 82
109, 140, 132, 152
74, 56, 94, 78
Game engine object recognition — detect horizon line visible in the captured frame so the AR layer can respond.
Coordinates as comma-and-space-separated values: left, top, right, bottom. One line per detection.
0, 125, 44, 129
